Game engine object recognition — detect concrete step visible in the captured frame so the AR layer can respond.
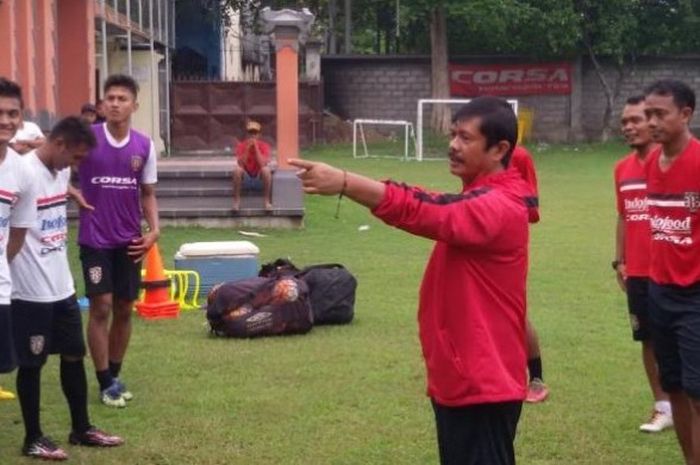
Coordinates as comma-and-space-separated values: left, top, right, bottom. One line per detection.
68, 159, 304, 228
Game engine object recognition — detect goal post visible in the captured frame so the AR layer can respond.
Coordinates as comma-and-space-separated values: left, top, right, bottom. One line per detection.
416, 98, 519, 161
352, 119, 417, 160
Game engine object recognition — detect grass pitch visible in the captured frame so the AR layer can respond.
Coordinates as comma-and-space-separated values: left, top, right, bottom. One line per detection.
0, 142, 682, 464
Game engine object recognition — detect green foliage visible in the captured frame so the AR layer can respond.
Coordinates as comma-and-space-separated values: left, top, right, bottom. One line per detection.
216, 0, 700, 57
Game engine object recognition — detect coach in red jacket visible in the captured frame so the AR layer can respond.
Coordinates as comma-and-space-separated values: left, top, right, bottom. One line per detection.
291, 96, 531, 465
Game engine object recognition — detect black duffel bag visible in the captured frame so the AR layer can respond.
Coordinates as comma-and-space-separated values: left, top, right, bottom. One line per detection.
298, 264, 356, 325
206, 275, 313, 338
260, 259, 357, 325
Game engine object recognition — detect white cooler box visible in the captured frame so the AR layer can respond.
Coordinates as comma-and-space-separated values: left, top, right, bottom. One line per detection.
174, 241, 260, 299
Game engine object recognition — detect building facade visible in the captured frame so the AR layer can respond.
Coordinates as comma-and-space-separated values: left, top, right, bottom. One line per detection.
0, 0, 174, 151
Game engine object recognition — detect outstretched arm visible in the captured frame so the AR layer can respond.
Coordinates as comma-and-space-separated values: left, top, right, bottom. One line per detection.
290, 159, 510, 248
289, 159, 385, 209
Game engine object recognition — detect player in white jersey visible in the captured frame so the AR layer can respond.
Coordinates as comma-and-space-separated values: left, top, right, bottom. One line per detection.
0, 78, 36, 406
10, 119, 45, 154
10, 117, 124, 460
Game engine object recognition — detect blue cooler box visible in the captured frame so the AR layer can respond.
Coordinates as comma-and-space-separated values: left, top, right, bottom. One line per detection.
174, 241, 260, 300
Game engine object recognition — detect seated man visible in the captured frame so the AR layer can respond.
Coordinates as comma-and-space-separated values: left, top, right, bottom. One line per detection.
10, 118, 45, 155
232, 120, 274, 211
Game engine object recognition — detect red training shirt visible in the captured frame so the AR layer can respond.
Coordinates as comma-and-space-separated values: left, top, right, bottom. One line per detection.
614, 152, 651, 277
234, 139, 271, 177
509, 145, 540, 223
372, 169, 530, 407
646, 138, 700, 286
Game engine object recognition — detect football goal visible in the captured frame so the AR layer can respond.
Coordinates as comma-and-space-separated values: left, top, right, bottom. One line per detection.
352, 119, 417, 161
416, 98, 519, 161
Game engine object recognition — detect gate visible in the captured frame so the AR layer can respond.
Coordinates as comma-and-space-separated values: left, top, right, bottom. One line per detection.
170, 80, 323, 153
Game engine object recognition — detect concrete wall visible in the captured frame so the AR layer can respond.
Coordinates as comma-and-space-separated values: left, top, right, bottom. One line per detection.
322, 55, 700, 143
581, 56, 700, 138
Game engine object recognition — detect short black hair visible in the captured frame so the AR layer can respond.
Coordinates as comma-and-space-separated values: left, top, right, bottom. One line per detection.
452, 96, 518, 168
49, 116, 97, 149
0, 77, 23, 108
644, 79, 695, 113
104, 74, 139, 98
626, 95, 645, 106
80, 103, 96, 114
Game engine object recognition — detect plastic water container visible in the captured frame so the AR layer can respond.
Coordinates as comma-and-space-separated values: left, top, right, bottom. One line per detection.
174, 241, 260, 299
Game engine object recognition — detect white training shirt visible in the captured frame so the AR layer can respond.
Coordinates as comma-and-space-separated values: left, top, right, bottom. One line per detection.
0, 148, 37, 305
11, 151, 75, 302
10, 121, 45, 143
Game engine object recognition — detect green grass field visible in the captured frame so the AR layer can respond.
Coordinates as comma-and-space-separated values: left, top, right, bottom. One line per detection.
0, 142, 683, 464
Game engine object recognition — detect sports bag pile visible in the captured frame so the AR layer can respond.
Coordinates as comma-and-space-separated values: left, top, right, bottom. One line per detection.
206, 275, 313, 338
206, 259, 357, 338
259, 259, 357, 325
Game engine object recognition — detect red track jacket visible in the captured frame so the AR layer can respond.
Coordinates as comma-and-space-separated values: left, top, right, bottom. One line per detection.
372, 169, 531, 406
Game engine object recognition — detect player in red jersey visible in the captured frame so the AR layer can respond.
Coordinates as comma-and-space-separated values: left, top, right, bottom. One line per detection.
614, 95, 671, 433
291, 97, 532, 465
510, 146, 548, 403
644, 80, 700, 464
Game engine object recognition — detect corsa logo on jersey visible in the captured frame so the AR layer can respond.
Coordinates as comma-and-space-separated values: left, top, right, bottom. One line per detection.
651, 215, 691, 232
90, 176, 137, 186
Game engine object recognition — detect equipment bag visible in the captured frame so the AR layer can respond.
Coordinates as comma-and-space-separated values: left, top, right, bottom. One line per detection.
298, 264, 357, 325
206, 275, 313, 338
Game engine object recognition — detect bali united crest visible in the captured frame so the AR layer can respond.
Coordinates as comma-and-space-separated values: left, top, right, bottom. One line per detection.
685, 192, 700, 213
130, 155, 143, 172
88, 266, 102, 284
29, 335, 45, 355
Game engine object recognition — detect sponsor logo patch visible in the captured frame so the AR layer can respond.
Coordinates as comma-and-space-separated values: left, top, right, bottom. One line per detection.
684, 192, 700, 213
89, 266, 103, 284
29, 335, 45, 355
131, 155, 143, 172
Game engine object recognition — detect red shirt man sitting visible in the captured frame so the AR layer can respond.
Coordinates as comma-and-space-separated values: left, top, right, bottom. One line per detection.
232, 120, 274, 211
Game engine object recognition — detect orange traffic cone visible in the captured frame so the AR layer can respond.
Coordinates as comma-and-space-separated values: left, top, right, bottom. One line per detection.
135, 244, 180, 319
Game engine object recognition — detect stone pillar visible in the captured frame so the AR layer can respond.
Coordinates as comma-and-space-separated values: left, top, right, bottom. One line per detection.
0, 1, 18, 80
35, 0, 58, 128
262, 8, 314, 168
305, 39, 322, 81
16, 0, 37, 113
57, 0, 95, 116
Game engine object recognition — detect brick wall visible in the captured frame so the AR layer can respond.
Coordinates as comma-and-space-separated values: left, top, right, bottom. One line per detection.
322, 55, 700, 143
581, 56, 700, 139
323, 56, 432, 122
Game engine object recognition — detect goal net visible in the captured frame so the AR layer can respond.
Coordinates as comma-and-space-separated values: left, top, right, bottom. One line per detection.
352, 119, 417, 161
416, 99, 519, 161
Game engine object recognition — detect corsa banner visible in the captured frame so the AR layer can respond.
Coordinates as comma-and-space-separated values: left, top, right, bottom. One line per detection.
449, 62, 572, 96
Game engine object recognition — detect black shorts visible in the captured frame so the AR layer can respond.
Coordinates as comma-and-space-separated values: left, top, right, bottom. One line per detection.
10, 295, 86, 367
431, 399, 522, 465
649, 281, 700, 399
626, 277, 652, 341
80, 245, 142, 300
0, 304, 16, 373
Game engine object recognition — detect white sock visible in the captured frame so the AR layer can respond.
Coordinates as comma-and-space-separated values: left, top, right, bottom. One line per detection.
655, 400, 672, 415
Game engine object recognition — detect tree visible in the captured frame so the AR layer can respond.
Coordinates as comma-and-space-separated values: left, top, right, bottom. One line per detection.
574, 0, 638, 141
429, 4, 450, 135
